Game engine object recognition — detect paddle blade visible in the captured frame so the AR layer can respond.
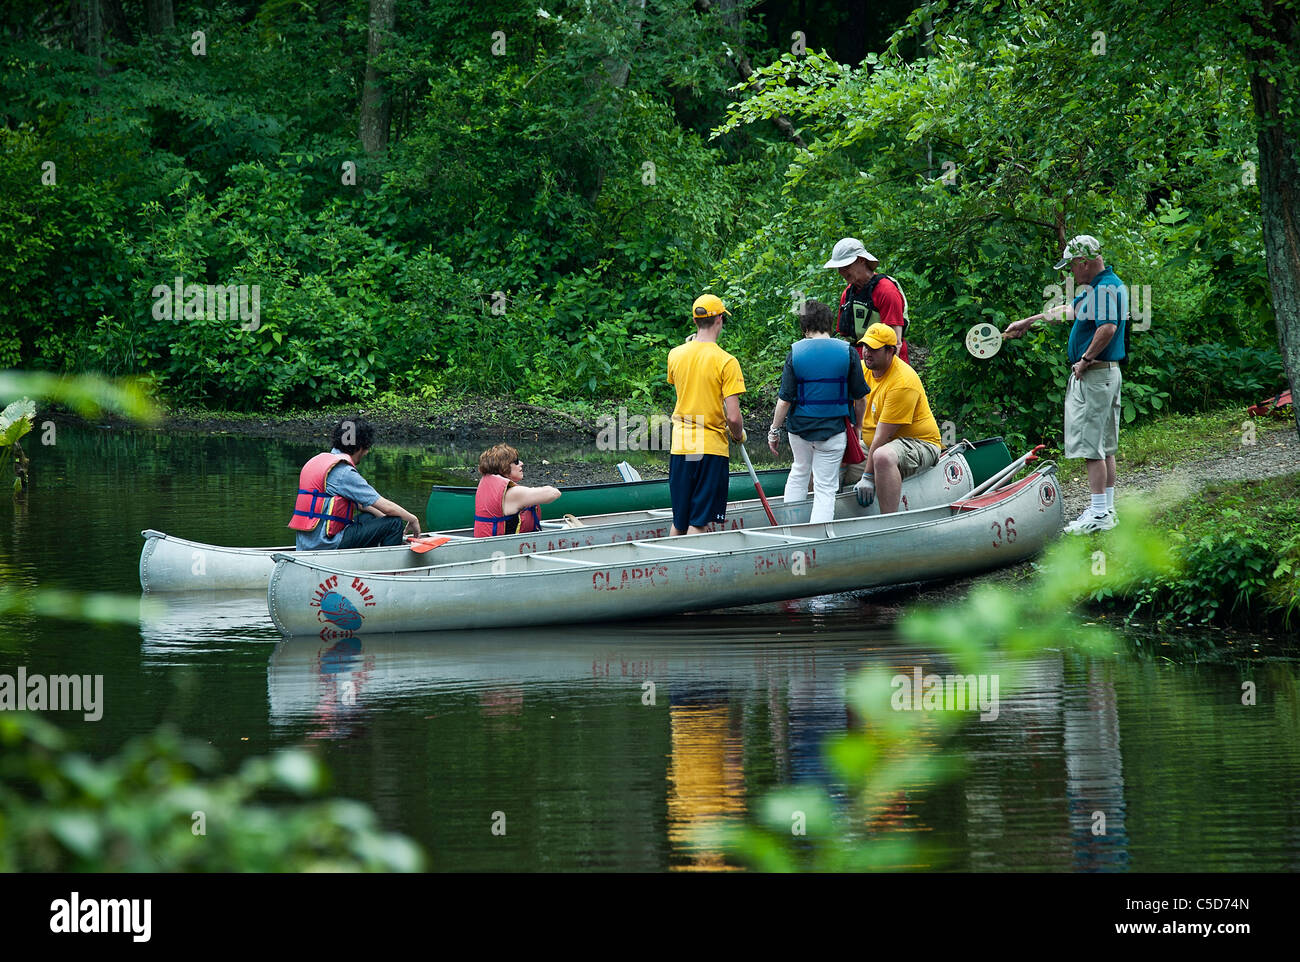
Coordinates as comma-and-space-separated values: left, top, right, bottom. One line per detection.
407, 536, 451, 554
965, 323, 1003, 359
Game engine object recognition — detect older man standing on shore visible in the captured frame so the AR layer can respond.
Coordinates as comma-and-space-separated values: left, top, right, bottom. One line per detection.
1003, 234, 1128, 533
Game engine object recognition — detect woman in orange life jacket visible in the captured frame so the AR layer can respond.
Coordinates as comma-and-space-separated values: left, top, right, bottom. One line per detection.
473, 444, 562, 537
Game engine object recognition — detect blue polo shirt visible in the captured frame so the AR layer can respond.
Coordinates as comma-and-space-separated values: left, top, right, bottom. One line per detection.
1068, 267, 1127, 363
294, 449, 381, 551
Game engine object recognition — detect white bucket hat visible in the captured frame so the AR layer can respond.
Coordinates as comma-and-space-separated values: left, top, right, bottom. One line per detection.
823, 237, 878, 269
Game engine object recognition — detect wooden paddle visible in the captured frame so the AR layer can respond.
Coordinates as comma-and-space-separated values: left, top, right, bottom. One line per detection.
737, 440, 778, 526
406, 535, 452, 554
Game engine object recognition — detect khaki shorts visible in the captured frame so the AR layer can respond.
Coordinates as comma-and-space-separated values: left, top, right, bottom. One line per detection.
1064, 364, 1122, 460
841, 436, 941, 486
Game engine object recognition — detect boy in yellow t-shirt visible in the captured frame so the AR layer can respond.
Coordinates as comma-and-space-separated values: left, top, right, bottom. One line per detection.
665, 294, 746, 536
849, 323, 941, 513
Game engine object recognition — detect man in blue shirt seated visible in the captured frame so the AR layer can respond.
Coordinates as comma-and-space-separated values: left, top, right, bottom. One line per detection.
288, 419, 421, 551
1003, 234, 1128, 534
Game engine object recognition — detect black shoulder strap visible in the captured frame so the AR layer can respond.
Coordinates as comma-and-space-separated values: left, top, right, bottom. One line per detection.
862, 274, 884, 309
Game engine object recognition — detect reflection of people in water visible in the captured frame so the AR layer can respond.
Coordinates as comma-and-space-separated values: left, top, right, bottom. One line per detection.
1066, 662, 1130, 870
666, 704, 746, 869
480, 689, 523, 715
472, 444, 561, 537
307, 638, 374, 741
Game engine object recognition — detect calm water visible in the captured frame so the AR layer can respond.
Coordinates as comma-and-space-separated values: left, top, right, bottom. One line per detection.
2, 426, 1298, 871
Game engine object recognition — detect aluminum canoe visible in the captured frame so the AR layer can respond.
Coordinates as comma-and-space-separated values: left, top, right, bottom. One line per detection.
140, 440, 1003, 592
266, 465, 1064, 636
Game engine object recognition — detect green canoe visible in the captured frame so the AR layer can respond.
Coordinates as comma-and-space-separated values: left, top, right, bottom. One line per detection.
425, 467, 792, 533
423, 438, 1012, 532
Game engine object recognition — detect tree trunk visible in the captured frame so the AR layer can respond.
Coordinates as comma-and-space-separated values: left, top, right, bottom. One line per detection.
359, 0, 397, 156
703, 0, 808, 149
583, 0, 646, 202
604, 0, 645, 89
73, 0, 104, 61
144, 0, 174, 36
1245, 1, 1300, 438
103, 0, 134, 44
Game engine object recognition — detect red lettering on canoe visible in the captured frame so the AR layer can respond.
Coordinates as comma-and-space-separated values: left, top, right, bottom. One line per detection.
592, 565, 669, 591
350, 576, 376, 607
753, 549, 816, 576
310, 574, 339, 608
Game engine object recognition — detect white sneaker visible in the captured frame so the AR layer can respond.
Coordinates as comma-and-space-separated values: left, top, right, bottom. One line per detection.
1065, 508, 1116, 534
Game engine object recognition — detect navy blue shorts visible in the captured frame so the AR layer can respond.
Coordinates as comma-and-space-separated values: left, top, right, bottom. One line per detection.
669, 453, 730, 530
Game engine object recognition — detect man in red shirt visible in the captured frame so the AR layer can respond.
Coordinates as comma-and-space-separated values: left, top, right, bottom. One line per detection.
823, 237, 910, 364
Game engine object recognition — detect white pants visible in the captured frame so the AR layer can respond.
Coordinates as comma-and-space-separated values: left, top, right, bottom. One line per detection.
784, 430, 847, 523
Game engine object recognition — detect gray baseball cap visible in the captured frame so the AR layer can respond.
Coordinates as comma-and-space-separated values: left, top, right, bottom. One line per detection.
1053, 234, 1102, 270
824, 237, 878, 269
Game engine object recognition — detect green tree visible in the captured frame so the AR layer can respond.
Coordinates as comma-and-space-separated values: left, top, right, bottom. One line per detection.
713, 0, 1278, 448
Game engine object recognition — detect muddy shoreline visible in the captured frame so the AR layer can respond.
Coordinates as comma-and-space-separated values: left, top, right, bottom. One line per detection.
57, 384, 784, 444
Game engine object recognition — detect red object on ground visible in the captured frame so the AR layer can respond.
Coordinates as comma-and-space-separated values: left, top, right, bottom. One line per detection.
1248, 389, 1293, 418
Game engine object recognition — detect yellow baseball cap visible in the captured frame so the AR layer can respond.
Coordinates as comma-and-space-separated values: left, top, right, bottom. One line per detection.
692, 294, 730, 319
859, 322, 897, 349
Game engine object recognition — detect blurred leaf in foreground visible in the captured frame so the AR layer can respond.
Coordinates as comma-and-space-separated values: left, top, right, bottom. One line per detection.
698, 497, 1176, 871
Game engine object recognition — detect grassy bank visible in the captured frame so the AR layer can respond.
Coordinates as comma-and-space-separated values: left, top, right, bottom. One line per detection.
1053, 406, 1296, 485
1097, 473, 1300, 638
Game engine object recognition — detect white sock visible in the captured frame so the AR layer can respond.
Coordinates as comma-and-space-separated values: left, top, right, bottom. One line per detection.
1090, 494, 1107, 514
1105, 487, 1115, 511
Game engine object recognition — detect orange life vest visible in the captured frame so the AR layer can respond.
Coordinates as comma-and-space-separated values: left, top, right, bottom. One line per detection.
473, 474, 541, 538
288, 452, 358, 538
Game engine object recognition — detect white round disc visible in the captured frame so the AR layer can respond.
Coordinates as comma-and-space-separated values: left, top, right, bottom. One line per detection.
965, 323, 1003, 359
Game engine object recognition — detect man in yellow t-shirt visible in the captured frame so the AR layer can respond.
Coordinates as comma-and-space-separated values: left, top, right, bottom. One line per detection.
848, 323, 941, 513
666, 294, 746, 536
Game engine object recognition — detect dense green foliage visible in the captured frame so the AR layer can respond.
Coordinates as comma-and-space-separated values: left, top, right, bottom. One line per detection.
0, 0, 791, 410
718, 1, 1284, 449
0, 0, 1290, 448
0, 712, 424, 871
703, 510, 1174, 869
1104, 474, 1300, 631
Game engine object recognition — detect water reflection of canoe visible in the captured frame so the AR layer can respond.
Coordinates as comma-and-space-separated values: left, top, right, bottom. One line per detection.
267, 625, 867, 728
138, 590, 280, 652
140, 439, 1009, 592
267, 464, 1063, 636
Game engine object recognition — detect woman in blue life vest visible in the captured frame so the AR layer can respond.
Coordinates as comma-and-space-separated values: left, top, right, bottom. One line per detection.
767, 299, 869, 523
473, 444, 563, 537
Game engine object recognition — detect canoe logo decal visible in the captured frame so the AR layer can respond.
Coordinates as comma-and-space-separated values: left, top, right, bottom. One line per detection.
319, 592, 363, 631
310, 574, 377, 634
944, 461, 963, 485
1039, 483, 1056, 508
